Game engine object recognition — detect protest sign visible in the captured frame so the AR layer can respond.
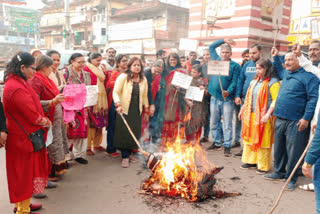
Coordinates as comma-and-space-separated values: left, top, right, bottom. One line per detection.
46, 128, 53, 147
208, 60, 230, 76
185, 86, 205, 102
84, 85, 99, 107
171, 71, 192, 89
62, 84, 87, 110
63, 110, 75, 123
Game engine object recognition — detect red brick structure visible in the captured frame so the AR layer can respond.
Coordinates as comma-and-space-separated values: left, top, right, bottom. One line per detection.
188, 0, 292, 62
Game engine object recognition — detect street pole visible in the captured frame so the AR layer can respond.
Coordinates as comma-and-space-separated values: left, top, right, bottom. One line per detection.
64, 0, 71, 49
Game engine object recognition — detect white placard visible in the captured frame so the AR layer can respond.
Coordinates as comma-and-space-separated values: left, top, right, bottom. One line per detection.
207, 60, 230, 76
46, 128, 53, 147
185, 86, 205, 102
0, 71, 4, 83
171, 72, 192, 90
84, 85, 99, 107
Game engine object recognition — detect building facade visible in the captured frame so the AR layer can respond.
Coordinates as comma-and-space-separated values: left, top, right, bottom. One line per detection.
108, 0, 189, 60
188, 0, 292, 62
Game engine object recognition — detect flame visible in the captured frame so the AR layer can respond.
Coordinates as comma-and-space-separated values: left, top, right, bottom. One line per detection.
142, 135, 215, 201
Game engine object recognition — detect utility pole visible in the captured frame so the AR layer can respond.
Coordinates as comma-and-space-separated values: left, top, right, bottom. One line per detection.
64, 0, 71, 49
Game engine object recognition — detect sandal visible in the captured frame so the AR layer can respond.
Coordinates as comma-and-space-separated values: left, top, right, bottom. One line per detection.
298, 183, 314, 191
86, 149, 95, 156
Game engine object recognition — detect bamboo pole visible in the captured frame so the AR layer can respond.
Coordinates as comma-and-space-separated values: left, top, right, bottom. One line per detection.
268, 135, 314, 214
119, 113, 148, 156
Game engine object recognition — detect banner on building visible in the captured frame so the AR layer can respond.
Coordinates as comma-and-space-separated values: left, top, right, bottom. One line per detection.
205, 0, 235, 18
0, 0, 26, 5
290, 17, 313, 34
261, 0, 283, 18
312, 0, 320, 14
312, 19, 320, 39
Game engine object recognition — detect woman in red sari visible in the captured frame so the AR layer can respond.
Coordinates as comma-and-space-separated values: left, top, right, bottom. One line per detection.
3, 52, 51, 214
105, 54, 128, 157
28, 55, 68, 186
161, 53, 187, 146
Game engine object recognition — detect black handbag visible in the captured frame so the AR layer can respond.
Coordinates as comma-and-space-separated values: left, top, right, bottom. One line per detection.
8, 111, 46, 152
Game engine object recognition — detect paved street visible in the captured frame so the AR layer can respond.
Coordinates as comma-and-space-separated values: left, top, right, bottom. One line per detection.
0, 137, 316, 214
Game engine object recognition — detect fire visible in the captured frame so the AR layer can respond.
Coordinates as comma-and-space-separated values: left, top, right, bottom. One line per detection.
142, 136, 215, 202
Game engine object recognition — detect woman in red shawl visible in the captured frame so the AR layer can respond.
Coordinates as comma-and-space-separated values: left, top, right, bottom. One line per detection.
161, 53, 187, 146
3, 52, 51, 214
105, 54, 128, 157
28, 55, 68, 186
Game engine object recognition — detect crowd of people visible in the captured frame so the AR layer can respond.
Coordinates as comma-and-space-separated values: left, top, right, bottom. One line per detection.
1, 39, 320, 213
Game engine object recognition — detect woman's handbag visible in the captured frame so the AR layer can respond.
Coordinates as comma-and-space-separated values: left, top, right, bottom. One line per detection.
8, 111, 46, 152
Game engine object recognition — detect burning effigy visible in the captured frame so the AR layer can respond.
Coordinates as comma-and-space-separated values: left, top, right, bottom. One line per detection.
140, 138, 241, 202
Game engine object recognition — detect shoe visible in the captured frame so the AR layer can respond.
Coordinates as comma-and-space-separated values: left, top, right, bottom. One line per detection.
129, 155, 139, 163
132, 149, 139, 153
13, 203, 42, 213
94, 146, 106, 152
264, 173, 285, 181
66, 161, 69, 169
299, 183, 314, 191
106, 152, 120, 158
122, 158, 129, 168
240, 163, 257, 170
200, 137, 208, 143
48, 176, 59, 182
256, 169, 268, 175
232, 141, 241, 148
224, 147, 232, 157
286, 181, 296, 191
234, 150, 243, 157
75, 157, 88, 164
86, 149, 95, 156
45, 181, 57, 189
32, 193, 47, 199
206, 143, 222, 151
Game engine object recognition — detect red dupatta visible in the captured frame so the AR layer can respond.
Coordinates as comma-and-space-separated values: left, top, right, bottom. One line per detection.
33, 72, 60, 122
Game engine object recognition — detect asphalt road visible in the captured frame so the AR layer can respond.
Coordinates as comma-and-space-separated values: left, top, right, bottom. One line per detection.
0, 132, 316, 214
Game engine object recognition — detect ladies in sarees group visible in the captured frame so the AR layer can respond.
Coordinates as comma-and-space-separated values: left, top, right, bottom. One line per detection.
28, 55, 69, 189
65, 53, 91, 164
238, 59, 280, 174
113, 57, 148, 168
105, 54, 128, 157
161, 53, 187, 145
3, 52, 50, 214
83, 52, 108, 155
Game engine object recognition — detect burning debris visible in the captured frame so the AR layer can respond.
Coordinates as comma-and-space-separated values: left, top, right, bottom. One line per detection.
141, 140, 241, 202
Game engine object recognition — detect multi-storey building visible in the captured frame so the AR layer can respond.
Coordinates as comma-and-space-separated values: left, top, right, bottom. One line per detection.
188, 0, 292, 62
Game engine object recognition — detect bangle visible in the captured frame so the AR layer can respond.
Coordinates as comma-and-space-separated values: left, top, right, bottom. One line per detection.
305, 163, 312, 168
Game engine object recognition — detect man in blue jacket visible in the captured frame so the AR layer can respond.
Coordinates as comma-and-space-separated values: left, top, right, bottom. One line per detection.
235, 44, 262, 105
206, 39, 241, 157
264, 47, 319, 191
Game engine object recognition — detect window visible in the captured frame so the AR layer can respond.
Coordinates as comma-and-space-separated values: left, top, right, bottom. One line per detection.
101, 28, 106, 36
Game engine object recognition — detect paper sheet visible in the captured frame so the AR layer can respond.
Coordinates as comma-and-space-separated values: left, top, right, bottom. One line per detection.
62, 84, 87, 110
171, 72, 192, 89
185, 86, 205, 102
84, 85, 99, 107
46, 128, 53, 147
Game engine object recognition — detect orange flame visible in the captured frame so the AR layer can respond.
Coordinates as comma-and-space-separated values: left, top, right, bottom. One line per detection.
143, 136, 215, 201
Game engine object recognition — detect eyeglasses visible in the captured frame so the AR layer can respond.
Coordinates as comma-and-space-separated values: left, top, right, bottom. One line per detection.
75, 61, 85, 64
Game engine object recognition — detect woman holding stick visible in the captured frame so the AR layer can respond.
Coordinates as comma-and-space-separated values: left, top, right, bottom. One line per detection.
113, 57, 148, 168
161, 53, 187, 145
238, 59, 280, 174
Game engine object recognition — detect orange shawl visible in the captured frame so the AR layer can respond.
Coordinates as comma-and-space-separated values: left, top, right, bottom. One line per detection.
241, 77, 270, 151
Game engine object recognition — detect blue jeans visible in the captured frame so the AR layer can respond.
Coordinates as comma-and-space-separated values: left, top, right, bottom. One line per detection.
314, 159, 320, 214
210, 97, 234, 148
234, 104, 242, 142
273, 118, 309, 183
106, 101, 117, 154
121, 149, 132, 159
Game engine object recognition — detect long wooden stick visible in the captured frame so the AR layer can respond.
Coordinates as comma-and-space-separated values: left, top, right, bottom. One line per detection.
218, 73, 226, 101
119, 113, 148, 155
268, 134, 314, 214
170, 89, 178, 110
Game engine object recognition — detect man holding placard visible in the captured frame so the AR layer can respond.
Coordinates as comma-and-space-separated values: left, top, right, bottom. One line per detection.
206, 39, 241, 157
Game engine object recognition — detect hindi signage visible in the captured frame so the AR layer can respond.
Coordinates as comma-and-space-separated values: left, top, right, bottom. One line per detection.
171, 71, 192, 90
185, 86, 205, 102
208, 60, 230, 76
